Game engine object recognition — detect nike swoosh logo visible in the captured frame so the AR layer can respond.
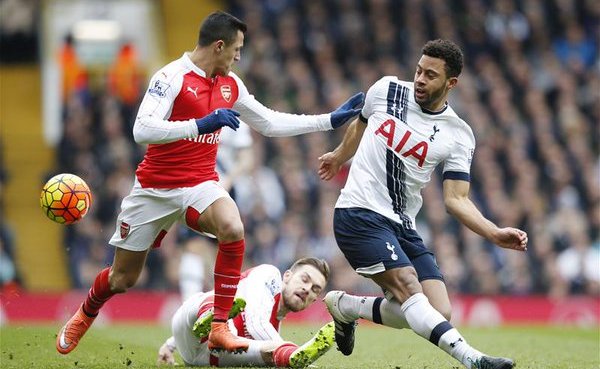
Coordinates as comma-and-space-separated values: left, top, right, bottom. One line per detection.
59, 331, 71, 349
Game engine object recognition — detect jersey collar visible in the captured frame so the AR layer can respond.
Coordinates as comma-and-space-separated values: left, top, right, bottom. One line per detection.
182, 52, 207, 78
420, 102, 448, 115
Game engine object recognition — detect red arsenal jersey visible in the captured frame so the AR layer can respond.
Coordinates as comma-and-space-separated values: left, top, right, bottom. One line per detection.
134, 54, 240, 188
132, 53, 333, 189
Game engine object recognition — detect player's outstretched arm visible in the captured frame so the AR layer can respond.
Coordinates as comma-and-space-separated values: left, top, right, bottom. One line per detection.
134, 108, 240, 145
233, 92, 364, 137
443, 179, 528, 251
329, 92, 365, 128
318, 118, 366, 181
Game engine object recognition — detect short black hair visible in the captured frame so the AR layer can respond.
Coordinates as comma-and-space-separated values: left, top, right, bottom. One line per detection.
290, 257, 330, 282
422, 39, 463, 78
198, 11, 247, 47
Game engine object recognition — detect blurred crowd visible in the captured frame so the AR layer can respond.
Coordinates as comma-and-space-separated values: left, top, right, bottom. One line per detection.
15, 0, 599, 297
223, 0, 600, 297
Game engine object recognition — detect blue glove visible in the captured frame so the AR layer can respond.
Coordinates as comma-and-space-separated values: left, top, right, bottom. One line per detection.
195, 109, 240, 135
330, 92, 365, 128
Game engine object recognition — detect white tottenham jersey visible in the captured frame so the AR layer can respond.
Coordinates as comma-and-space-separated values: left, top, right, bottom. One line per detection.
336, 76, 475, 230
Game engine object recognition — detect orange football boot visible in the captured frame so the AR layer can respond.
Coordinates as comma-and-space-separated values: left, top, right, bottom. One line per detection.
56, 305, 96, 354
207, 321, 249, 353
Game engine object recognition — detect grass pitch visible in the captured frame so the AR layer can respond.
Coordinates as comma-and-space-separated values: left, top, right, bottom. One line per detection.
0, 323, 598, 368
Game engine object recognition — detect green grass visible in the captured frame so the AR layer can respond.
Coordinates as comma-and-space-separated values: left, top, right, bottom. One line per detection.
0, 323, 598, 368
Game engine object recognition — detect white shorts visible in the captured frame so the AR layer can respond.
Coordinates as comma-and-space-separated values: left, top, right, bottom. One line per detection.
109, 178, 230, 251
172, 292, 267, 367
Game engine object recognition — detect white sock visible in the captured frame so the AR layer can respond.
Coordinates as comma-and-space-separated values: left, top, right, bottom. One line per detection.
338, 294, 409, 329
218, 339, 267, 367
337, 293, 362, 321
401, 293, 482, 368
378, 298, 410, 329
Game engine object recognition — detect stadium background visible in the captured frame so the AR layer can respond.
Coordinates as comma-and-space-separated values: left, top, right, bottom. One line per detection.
0, 0, 598, 329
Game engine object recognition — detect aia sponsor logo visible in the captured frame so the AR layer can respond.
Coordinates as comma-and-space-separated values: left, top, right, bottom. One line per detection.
220, 85, 231, 102
375, 119, 429, 167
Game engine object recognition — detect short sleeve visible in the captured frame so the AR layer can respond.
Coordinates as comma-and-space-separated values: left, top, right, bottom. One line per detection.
361, 78, 382, 120
442, 122, 475, 181
361, 77, 397, 123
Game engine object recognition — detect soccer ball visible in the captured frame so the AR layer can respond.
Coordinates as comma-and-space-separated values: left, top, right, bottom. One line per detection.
40, 173, 92, 224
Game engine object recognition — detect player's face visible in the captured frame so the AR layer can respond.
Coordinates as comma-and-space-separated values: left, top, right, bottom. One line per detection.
281, 265, 326, 312
215, 30, 244, 76
413, 55, 457, 111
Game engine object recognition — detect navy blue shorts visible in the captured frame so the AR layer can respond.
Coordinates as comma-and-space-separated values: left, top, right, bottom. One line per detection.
333, 207, 443, 282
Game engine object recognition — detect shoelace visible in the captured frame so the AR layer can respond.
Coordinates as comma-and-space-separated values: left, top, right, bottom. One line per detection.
467, 357, 489, 369
209, 325, 248, 350
63, 316, 90, 342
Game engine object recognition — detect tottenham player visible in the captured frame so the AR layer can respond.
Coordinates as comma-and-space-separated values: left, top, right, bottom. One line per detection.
56, 11, 363, 355
157, 258, 334, 368
318, 40, 527, 369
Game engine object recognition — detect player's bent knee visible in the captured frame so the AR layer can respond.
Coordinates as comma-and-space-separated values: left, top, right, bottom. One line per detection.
108, 271, 139, 293
377, 268, 423, 303
216, 219, 244, 241
395, 268, 421, 294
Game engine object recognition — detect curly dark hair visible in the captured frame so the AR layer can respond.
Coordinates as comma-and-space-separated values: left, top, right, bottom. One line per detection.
422, 39, 464, 78
198, 11, 247, 47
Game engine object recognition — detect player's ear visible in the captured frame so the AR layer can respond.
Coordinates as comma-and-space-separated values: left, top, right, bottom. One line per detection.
215, 40, 225, 53
447, 77, 458, 90
282, 270, 292, 282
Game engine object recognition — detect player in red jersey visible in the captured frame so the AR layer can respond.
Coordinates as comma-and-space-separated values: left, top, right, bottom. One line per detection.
157, 258, 333, 368
56, 11, 363, 355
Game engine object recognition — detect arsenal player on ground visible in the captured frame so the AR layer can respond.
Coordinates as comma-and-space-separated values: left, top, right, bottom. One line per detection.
157, 258, 333, 368
56, 11, 363, 355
